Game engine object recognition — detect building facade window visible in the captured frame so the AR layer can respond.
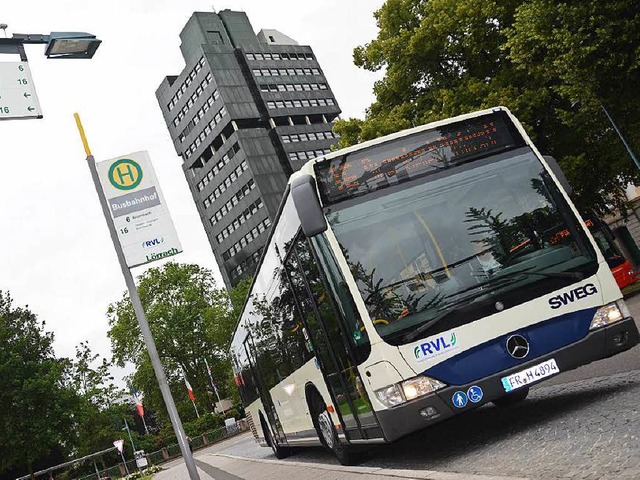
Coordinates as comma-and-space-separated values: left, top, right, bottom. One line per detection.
266, 98, 335, 109
209, 179, 257, 225
222, 217, 272, 261
179, 92, 221, 142
259, 82, 328, 93
252, 68, 320, 77
281, 131, 338, 143
202, 160, 249, 209
184, 106, 228, 159
215, 198, 264, 243
173, 81, 217, 127
288, 149, 332, 162
246, 52, 314, 61
230, 248, 263, 280
167, 57, 207, 111
196, 143, 241, 191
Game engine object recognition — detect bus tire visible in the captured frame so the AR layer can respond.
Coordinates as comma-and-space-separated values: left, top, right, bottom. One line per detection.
492, 387, 529, 407
260, 414, 291, 459
309, 394, 360, 466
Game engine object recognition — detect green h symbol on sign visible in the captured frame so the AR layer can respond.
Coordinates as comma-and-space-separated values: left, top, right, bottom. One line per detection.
108, 159, 143, 190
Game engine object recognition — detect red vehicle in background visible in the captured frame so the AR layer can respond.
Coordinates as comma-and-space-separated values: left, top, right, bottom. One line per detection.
585, 215, 638, 289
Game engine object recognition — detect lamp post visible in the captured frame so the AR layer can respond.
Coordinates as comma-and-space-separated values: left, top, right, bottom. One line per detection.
601, 103, 640, 173
0, 31, 101, 59
0, 29, 101, 120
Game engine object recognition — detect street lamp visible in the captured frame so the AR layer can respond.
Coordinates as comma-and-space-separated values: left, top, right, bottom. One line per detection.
45, 32, 102, 59
0, 29, 101, 120
0, 31, 101, 59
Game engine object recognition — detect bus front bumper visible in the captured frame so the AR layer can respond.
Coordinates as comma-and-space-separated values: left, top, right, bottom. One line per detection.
375, 317, 639, 442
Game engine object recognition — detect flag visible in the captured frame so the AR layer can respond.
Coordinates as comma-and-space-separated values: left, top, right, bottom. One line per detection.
203, 357, 219, 397
183, 371, 196, 401
130, 387, 144, 418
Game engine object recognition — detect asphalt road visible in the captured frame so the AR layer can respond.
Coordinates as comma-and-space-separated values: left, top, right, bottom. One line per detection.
215, 294, 640, 479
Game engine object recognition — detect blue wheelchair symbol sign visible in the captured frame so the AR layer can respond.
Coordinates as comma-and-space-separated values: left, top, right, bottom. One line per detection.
452, 391, 468, 408
467, 385, 483, 403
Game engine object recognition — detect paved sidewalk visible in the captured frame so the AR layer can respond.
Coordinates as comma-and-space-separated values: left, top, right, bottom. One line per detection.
155, 452, 529, 480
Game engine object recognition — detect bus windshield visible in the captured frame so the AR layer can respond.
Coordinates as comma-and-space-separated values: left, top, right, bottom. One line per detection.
326, 147, 598, 345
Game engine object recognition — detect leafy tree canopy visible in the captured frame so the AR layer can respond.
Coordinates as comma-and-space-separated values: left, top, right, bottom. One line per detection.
335, 0, 640, 214
107, 263, 249, 424
0, 292, 77, 476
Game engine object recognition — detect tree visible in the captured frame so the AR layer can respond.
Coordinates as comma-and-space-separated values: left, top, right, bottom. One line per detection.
335, 0, 640, 214
107, 263, 248, 424
0, 291, 77, 478
66, 342, 130, 460
504, 0, 640, 213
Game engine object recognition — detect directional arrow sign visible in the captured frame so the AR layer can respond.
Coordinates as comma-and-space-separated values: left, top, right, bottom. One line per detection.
0, 62, 43, 120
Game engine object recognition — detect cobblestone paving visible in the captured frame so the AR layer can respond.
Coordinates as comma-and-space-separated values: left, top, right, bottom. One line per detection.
365, 370, 640, 479
219, 370, 640, 479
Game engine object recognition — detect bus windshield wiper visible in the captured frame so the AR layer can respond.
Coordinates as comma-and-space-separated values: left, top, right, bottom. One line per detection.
494, 269, 584, 281
401, 276, 516, 343
401, 268, 583, 343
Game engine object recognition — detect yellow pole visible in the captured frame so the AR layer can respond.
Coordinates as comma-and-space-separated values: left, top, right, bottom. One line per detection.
73, 113, 92, 157
414, 212, 451, 278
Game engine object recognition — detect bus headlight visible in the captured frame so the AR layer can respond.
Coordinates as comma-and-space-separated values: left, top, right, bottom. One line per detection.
589, 300, 629, 330
374, 384, 404, 408
375, 376, 446, 408
402, 376, 446, 401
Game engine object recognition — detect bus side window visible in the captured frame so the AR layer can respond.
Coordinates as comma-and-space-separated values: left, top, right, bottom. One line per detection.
284, 246, 330, 365
274, 265, 315, 370
311, 234, 371, 363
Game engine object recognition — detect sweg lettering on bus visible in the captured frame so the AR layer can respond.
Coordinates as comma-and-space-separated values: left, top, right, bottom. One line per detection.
548, 283, 598, 309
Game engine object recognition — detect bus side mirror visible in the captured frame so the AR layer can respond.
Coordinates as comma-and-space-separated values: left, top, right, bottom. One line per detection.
291, 174, 327, 237
543, 155, 573, 197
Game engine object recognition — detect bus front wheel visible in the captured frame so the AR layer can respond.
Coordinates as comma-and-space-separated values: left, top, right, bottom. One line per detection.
492, 387, 529, 407
260, 414, 290, 459
310, 394, 360, 466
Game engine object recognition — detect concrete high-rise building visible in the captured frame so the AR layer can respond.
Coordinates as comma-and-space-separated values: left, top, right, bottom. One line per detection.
156, 10, 341, 289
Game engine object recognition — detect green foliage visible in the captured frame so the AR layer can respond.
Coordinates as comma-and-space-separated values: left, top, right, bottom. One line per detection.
182, 412, 224, 437
107, 263, 247, 426
0, 291, 137, 479
0, 292, 77, 475
338, 0, 640, 214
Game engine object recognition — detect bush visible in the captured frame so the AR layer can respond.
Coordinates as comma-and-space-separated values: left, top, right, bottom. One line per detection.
183, 412, 224, 436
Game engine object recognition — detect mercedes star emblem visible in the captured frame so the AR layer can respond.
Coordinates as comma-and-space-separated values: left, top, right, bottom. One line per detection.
506, 334, 530, 359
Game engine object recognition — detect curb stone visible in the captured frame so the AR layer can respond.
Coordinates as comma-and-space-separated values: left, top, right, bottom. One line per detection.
207, 453, 530, 480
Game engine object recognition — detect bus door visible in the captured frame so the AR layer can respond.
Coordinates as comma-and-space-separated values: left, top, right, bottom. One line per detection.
242, 334, 287, 444
284, 233, 381, 442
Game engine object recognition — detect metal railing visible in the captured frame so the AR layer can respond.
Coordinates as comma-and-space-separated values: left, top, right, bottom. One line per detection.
17, 420, 248, 480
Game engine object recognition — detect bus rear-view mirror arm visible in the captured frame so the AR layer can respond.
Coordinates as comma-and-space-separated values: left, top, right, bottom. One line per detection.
291, 174, 327, 237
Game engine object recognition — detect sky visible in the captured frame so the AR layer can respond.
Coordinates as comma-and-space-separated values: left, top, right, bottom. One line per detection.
0, 0, 385, 379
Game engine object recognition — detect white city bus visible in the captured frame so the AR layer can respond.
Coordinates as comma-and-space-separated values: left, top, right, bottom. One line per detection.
229, 107, 639, 465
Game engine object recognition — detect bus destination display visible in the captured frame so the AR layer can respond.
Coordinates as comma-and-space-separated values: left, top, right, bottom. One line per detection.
315, 111, 525, 204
